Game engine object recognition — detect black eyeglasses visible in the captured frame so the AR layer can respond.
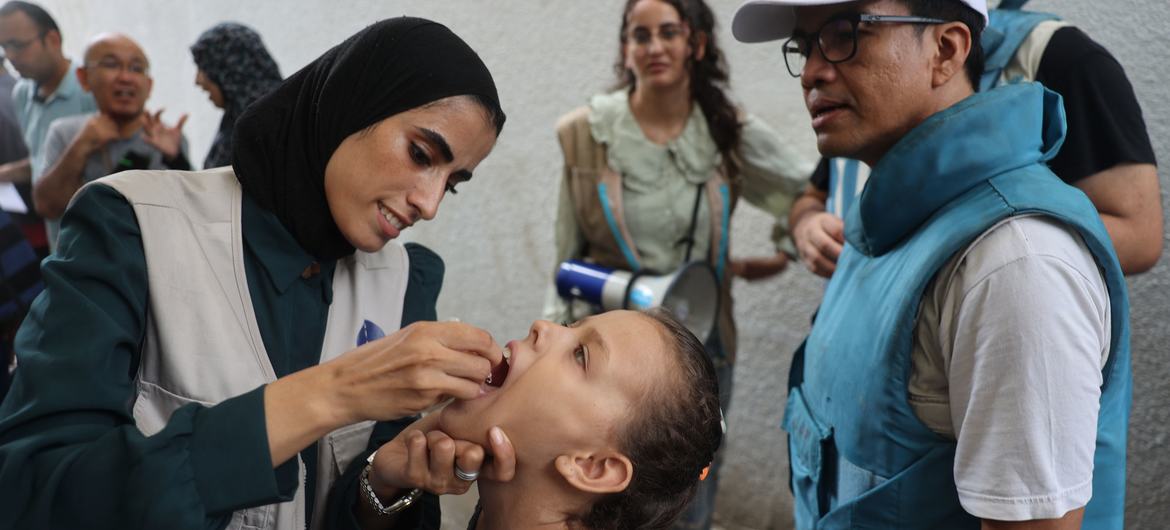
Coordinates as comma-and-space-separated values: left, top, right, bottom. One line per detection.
627, 23, 688, 47
782, 13, 945, 77
0, 34, 42, 54
86, 58, 151, 77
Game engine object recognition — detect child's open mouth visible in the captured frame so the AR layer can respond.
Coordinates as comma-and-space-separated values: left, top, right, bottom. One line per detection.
485, 347, 511, 389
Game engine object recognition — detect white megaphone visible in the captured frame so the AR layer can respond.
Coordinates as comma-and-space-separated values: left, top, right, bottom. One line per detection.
555, 259, 719, 343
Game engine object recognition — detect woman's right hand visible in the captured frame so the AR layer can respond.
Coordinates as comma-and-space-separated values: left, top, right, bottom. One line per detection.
329, 321, 504, 423
264, 321, 502, 467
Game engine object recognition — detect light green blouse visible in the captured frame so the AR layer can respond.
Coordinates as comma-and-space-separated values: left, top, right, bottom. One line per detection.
545, 90, 811, 321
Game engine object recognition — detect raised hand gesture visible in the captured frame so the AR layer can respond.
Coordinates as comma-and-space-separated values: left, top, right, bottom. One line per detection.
141, 109, 188, 160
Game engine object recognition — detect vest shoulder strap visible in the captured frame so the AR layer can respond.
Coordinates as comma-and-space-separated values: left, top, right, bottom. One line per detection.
980, 9, 1064, 91
1001, 19, 1072, 84
555, 106, 606, 173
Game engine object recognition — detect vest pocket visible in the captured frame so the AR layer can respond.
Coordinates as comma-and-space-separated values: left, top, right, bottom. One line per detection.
833, 453, 888, 510
132, 379, 214, 436
327, 420, 376, 475
783, 387, 833, 529
225, 505, 273, 530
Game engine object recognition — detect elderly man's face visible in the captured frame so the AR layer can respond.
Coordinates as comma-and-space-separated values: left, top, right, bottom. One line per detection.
795, 0, 937, 165
80, 36, 152, 122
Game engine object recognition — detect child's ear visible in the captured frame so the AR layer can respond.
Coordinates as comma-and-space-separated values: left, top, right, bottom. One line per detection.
554, 451, 633, 494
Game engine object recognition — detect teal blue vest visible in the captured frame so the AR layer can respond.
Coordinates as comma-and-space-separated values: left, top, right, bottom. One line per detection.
786, 84, 1131, 529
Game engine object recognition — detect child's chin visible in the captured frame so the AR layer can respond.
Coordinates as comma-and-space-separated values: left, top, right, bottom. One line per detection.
436, 409, 487, 443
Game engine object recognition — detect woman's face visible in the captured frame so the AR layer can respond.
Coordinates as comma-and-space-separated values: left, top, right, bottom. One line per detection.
438, 311, 673, 468
323, 96, 497, 253
623, 0, 695, 91
195, 69, 224, 108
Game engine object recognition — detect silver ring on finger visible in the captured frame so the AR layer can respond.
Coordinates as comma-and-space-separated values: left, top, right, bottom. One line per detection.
454, 466, 479, 482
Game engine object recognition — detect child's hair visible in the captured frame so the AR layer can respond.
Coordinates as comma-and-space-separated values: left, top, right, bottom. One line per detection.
582, 307, 723, 529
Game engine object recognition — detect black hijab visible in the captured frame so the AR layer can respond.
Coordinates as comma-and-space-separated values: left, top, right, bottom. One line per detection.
231, 17, 505, 261
190, 22, 283, 169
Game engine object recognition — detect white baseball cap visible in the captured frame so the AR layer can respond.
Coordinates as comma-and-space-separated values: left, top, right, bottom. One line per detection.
731, 0, 988, 43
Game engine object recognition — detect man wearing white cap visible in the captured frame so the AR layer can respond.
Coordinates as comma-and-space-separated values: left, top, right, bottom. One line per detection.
732, 1, 1130, 528
787, 1, 1161, 280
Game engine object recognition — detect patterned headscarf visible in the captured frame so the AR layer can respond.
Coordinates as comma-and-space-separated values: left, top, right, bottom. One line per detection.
190, 22, 282, 169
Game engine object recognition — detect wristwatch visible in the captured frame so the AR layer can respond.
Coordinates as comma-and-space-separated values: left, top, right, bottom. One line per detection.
361, 453, 422, 516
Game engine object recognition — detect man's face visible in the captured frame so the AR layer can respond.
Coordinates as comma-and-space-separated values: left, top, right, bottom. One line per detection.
794, 0, 936, 164
80, 37, 152, 122
0, 12, 56, 82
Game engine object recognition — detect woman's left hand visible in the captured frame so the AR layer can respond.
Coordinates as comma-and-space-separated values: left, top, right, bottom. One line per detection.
367, 415, 516, 498
729, 251, 790, 281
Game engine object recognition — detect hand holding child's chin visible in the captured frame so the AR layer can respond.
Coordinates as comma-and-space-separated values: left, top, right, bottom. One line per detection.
369, 415, 516, 497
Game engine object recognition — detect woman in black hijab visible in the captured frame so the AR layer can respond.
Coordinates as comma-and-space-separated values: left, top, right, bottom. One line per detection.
189, 22, 283, 169
0, 18, 510, 530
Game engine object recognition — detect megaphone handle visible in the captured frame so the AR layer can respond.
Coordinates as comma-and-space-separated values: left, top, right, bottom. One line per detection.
681, 183, 704, 263
622, 269, 653, 309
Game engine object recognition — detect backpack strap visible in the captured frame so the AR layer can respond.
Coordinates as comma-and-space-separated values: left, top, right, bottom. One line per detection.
556, 107, 643, 271
597, 166, 643, 270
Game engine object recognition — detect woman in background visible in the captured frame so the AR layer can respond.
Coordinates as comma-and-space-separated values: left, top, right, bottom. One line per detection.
548, 0, 809, 527
190, 22, 282, 168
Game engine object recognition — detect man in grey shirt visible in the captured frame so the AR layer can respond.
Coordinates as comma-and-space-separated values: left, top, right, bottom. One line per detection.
36, 32, 187, 250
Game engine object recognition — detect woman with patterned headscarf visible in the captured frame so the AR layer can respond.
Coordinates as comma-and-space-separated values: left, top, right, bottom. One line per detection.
190, 22, 282, 169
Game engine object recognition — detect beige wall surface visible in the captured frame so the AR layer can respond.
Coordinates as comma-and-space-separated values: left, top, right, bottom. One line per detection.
33, 1, 1169, 528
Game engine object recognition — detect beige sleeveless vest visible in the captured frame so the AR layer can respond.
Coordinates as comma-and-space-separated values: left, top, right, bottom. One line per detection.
92, 167, 410, 530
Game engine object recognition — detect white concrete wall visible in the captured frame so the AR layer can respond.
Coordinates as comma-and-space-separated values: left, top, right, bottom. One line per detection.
35, 1, 1169, 528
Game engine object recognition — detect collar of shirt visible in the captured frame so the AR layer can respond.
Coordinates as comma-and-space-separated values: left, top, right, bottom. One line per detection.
587, 89, 720, 188
33, 60, 85, 104
241, 191, 335, 302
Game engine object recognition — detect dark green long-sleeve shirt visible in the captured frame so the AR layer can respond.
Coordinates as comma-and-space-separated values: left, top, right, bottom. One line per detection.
0, 183, 443, 530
